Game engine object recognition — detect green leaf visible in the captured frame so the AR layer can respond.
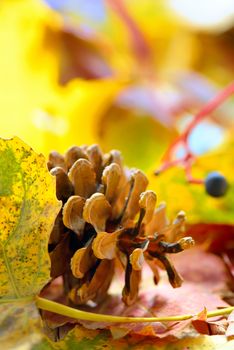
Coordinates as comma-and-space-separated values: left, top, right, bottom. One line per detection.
0, 136, 61, 300
149, 140, 234, 224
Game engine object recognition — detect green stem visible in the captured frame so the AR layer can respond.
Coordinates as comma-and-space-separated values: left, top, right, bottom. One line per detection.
0, 295, 35, 304
36, 296, 234, 323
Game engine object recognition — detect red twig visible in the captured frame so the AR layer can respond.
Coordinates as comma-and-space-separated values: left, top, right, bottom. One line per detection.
155, 81, 234, 183
106, 0, 155, 76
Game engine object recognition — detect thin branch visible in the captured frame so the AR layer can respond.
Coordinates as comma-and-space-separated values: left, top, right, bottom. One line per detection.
155, 81, 234, 180
106, 0, 154, 74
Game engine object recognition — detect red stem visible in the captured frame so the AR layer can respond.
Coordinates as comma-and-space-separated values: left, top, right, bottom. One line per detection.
185, 162, 204, 185
106, 0, 154, 74
162, 81, 234, 162
156, 81, 234, 184
183, 81, 234, 140
155, 156, 187, 174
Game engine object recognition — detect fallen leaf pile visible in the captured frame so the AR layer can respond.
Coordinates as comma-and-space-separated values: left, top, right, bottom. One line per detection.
41, 248, 230, 340
1, 136, 234, 350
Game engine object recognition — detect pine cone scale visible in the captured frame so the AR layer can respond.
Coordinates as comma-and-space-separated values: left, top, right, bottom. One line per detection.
48, 144, 194, 306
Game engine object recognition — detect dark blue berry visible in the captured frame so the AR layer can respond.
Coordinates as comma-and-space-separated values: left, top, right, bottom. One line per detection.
205, 171, 228, 197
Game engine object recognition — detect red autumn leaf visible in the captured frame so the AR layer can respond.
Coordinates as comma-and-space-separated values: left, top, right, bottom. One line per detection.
41, 247, 231, 340
197, 308, 207, 321
192, 318, 228, 336
186, 224, 234, 292
170, 247, 229, 292
186, 224, 234, 255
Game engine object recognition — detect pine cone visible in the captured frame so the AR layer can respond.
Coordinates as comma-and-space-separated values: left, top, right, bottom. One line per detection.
48, 144, 194, 306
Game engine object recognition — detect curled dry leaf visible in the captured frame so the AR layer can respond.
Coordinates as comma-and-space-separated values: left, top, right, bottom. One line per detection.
68, 158, 96, 198
63, 195, 86, 235
83, 193, 112, 232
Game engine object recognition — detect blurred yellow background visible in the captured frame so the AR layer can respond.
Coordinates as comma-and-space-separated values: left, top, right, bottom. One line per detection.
0, 0, 233, 171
